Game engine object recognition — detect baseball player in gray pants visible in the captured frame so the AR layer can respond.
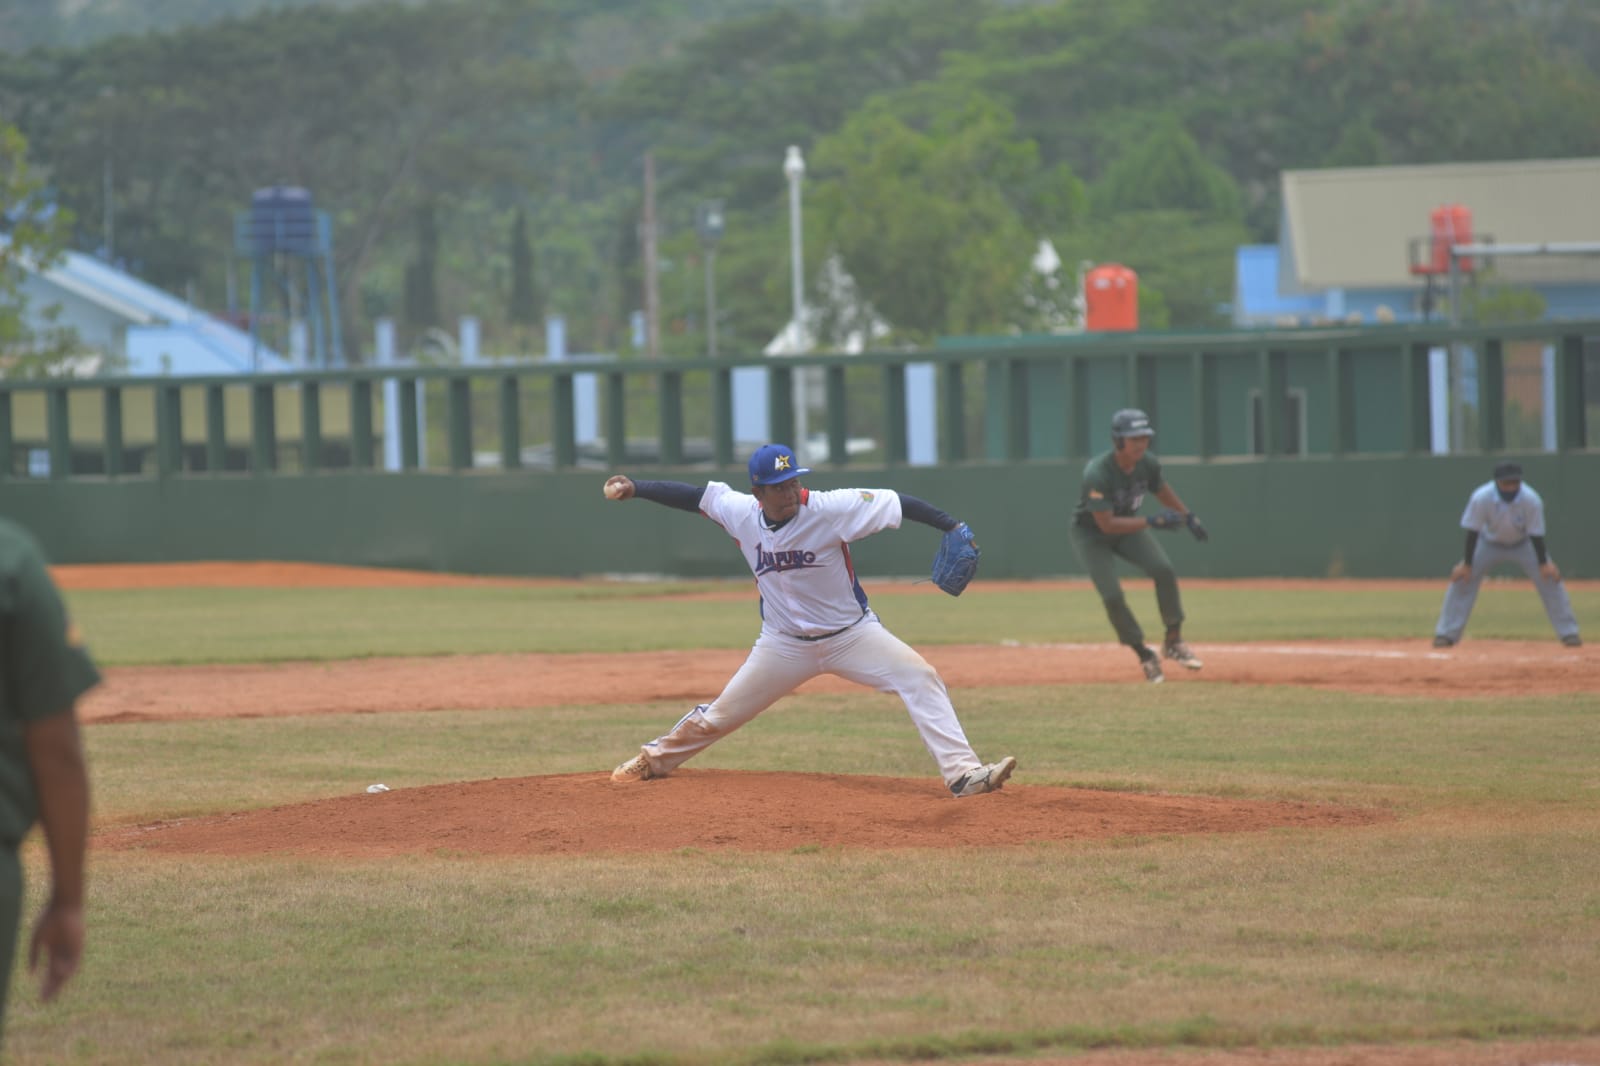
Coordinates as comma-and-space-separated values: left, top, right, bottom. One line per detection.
1433, 460, 1582, 648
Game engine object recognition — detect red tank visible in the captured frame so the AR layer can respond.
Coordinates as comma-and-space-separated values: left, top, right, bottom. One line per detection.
1429, 204, 1473, 274
1084, 263, 1138, 331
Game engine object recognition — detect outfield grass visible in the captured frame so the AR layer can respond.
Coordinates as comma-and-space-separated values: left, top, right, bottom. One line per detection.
62, 579, 1597, 664
3, 582, 1596, 1065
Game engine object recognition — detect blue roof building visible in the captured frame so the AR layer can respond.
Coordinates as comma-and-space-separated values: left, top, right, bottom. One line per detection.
3, 233, 289, 375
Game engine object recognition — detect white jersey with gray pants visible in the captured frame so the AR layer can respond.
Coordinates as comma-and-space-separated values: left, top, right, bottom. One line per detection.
632, 481, 989, 789
1434, 480, 1579, 643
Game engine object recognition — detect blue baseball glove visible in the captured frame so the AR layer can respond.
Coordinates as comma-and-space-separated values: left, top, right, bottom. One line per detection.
1147, 509, 1184, 531
932, 522, 981, 597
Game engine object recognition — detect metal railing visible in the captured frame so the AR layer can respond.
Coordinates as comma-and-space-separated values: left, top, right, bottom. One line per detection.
1, 320, 1593, 481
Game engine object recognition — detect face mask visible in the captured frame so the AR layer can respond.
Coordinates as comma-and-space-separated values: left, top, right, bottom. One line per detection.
1497, 486, 1520, 503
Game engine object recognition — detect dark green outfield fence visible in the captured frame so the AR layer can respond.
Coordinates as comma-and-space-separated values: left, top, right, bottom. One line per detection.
2, 321, 1596, 578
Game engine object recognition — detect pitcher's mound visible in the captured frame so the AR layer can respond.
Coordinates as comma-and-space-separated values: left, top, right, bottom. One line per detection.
96, 771, 1388, 858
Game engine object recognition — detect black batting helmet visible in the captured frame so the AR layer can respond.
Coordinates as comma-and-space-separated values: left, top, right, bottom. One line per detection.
1110, 408, 1154, 446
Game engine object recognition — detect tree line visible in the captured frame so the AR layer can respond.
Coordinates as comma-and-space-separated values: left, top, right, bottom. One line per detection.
4, 0, 1600, 369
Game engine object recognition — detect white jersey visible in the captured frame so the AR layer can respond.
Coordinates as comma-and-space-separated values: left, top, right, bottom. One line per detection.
1459, 480, 1546, 546
699, 481, 903, 638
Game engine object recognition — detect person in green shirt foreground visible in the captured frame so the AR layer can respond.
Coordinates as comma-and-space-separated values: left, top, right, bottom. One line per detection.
1069, 408, 1209, 684
0, 518, 96, 1035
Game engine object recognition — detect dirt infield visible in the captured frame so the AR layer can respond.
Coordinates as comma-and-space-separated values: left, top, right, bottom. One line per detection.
94, 770, 1390, 858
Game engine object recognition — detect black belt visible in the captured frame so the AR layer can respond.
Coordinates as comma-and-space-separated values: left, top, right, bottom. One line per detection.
790, 612, 868, 642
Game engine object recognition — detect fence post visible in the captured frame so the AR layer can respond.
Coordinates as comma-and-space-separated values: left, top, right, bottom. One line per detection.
205, 385, 227, 473
153, 384, 183, 477
767, 365, 795, 446
604, 371, 626, 470
250, 383, 275, 473
47, 388, 70, 480
659, 370, 684, 466
0, 392, 11, 480
350, 380, 374, 469
825, 364, 848, 466
941, 361, 965, 462
713, 367, 734, 467
399, 379, 420, 469
103, 387, 124, 477
551, 372, 576, 469
1255, 349, 1279, 455
499, 376, 522, 470
1065, 356, 1086, 460
1400, 342, 1431, 454
301, 382, 323, 472
448, 377, 472, 471
1556, 333, 1587, 450
883, 363, 907, 466
1326, 348, 1347, 456
1478, 338, 1504, 452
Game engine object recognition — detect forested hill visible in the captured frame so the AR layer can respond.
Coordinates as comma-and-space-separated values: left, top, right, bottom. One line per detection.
5, 0, 1600, 361
1, 0, 849, 57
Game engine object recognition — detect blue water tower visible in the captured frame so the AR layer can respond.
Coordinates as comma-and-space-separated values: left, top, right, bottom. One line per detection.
234, 186, 344, 367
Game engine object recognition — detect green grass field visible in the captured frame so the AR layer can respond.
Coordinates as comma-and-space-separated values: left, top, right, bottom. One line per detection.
5, 579, 1597, 1065
60, 578, 1596, 664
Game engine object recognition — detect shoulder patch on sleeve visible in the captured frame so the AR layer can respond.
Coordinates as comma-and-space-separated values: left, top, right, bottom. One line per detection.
858, 491, 874, 502
1088, 489, 1103, 500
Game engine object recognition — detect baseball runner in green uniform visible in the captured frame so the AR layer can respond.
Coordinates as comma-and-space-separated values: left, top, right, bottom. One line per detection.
0, 519, 96, 1033
1069, 408, 1208, 683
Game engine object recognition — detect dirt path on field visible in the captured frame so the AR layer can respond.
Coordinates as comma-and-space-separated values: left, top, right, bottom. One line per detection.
77, 638, 1594, 726
924, 1038, 1600, 1066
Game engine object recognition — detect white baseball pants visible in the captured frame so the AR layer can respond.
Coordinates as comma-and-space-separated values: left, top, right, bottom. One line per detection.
634, 612, 984, 787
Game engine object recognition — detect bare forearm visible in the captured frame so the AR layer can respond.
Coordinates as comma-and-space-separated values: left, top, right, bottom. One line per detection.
25, 714, 90, 907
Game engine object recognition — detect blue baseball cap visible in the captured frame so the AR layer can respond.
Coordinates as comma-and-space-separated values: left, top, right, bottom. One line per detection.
748, 443, 811, 486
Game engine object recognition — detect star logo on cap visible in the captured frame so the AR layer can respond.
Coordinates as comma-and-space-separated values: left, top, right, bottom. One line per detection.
774, 455, 792, 472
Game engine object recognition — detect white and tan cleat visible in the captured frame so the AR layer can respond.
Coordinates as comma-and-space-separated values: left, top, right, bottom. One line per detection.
610, 753, 655, 783
950, 756, 1017, 798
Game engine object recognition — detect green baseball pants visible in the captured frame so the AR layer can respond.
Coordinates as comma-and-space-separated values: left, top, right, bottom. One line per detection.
1068, 523, 1185, 650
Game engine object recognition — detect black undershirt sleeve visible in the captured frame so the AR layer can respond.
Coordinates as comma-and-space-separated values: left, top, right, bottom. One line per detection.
1532, 535, 1548, 565
1462, 530, 1479, 566
898, 493, 958, 532
630, 479, 704, 514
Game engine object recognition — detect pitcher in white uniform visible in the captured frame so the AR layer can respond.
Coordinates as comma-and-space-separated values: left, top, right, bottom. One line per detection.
1433, 460, 1581, 648
601, 443, 1017, 798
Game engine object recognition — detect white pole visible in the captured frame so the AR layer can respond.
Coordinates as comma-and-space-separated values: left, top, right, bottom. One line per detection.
784, 145, 808, 456
643, 153, 661, 359
1542, 345, 1558, 452
377, 318, 400, 472
1447, 252, 1462, 453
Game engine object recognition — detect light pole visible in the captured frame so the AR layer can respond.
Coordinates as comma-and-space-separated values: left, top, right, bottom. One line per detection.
99, 86, 116, 261
695, 200, 725, 359
783, 145, 808, 457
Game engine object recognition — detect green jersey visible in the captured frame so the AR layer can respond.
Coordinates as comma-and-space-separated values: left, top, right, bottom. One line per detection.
0, 520, 100, 847
1072, 449, 1165, 532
